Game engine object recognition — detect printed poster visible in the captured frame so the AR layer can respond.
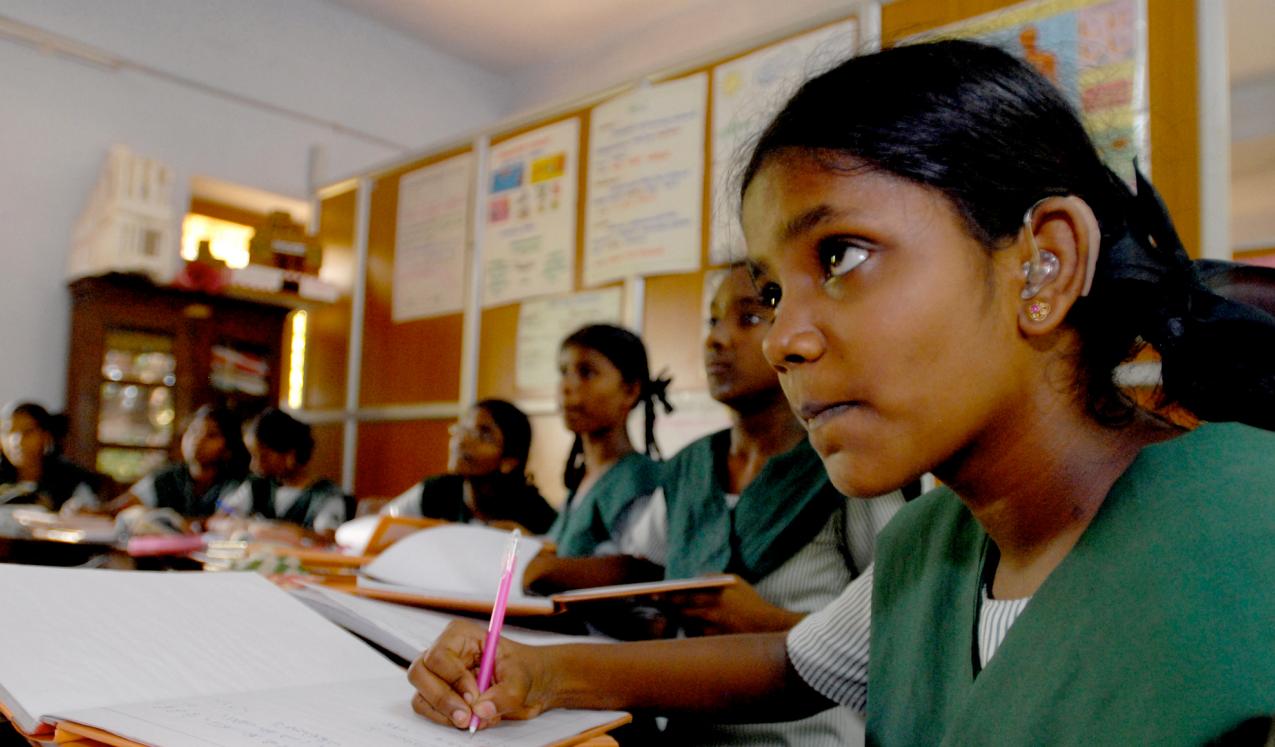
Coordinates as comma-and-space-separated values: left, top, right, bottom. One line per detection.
584, 74, 707, 286
515, 287, 624, 391
710, 18, 859, 265
909, 0, 1148, 183
483, 119, 580, 306
392, 153, 472, 322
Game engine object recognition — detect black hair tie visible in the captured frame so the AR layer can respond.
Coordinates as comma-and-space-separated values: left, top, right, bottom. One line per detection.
645, 370, 675, 416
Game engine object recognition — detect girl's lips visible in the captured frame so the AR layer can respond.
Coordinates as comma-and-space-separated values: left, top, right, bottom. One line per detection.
798, 401, 860, 430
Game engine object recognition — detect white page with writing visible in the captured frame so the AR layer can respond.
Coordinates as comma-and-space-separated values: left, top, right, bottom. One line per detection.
292, 585, 611, 662
53, 675, 628, 747
359, 525, 550, 610
0, 566, 400, 733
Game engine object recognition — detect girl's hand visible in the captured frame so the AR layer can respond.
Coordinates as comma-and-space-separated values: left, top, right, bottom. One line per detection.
407, 620, 553, 730
674, 576, 804, 636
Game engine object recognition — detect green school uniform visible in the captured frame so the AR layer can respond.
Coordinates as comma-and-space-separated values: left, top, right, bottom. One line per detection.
661, 431, 871, 747
662, 430, 845, 582
414, 474, 558, 535
549, 452, 660, 558
246, 476, 350, 530
868, 422, 1275, 746
149, 463, 243, 518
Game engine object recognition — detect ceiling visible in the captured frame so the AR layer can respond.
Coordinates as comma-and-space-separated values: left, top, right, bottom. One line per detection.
322, 0, 719, 75
326, 0, 1275, 84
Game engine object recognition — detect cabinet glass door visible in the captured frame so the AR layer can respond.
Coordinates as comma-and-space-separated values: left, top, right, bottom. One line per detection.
96, 330, 177, 483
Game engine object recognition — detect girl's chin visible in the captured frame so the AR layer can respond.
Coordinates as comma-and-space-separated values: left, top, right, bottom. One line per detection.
820, 450, 904, 499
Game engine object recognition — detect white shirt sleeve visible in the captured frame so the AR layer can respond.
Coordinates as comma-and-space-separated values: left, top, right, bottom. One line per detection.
842, 490, 905, 573
609, 487, 669, 565
310, 493, 349, 534
129, 474, 159, 508
381, 482, 425, 517
218, 481, 253, 517
786, 563, 873, 715
61, 481, 101, 512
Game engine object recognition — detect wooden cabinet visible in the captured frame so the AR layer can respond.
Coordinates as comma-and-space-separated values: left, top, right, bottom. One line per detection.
64, 274, 290, 485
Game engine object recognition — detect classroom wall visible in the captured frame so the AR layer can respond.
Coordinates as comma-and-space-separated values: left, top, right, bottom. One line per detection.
507, 0, 860, 112
0, 0, 512, 412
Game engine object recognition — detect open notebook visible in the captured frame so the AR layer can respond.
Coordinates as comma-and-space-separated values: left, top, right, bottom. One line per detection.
292, 583, 615, 663
0, 565, 627, 746
355, 524, 737, 616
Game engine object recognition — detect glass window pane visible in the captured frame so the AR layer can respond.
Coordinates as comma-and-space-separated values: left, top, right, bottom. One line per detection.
101, 330, 175, 385
98, 383, 175, 447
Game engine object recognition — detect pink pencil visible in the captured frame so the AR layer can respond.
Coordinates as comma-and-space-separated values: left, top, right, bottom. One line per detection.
470, 528, 521, 733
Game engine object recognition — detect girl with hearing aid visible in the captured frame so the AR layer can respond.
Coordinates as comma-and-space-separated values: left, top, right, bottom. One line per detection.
408, 40, 1275, 745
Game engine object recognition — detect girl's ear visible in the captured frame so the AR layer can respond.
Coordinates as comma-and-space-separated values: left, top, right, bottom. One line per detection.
498, 456, 520, 475
1016, 196, 1100, 335
623, 379, 643, 412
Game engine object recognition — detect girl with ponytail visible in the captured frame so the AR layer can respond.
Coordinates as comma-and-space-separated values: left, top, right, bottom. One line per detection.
548, 324, 672, 557
411, 40, 1274, 745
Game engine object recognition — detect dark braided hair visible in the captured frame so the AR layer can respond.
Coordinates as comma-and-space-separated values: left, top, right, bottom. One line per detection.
560, 324, 673, 492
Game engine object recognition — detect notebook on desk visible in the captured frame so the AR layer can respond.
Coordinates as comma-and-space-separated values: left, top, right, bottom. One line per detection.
0, 565, 628, 746
352, 524, 738, 617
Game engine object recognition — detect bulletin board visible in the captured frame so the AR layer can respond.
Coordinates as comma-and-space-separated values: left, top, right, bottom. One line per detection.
881, 0, 1199, 254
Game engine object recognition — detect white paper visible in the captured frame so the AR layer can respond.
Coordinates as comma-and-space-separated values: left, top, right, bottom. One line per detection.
0, 566, 400, 733
514, 287, 624, 392
358, 525, 552, 612
53, 675, 628, 747
483, 119, 580, 306
293, 585, 611, 662
710, 19, 858, 264
584, 74, 707, 286
393, 153, 474, 321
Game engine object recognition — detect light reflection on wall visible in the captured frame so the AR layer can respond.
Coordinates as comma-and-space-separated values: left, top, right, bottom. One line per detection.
180, 214, 252, 268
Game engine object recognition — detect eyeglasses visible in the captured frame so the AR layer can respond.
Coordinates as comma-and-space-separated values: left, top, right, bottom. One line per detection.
448, 422, 501, 446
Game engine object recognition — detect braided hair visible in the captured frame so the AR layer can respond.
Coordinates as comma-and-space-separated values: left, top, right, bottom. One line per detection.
560, 324, 673, 492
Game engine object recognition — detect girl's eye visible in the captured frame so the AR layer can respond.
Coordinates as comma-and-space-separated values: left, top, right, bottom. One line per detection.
740, 313, 763, 327
819, 238, 870, 280
759, 282, 781, 309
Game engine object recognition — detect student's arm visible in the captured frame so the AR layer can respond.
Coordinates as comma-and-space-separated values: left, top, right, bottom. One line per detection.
407, 622, 833, 731
674, 579, 806, 635
522, 551, 664, 594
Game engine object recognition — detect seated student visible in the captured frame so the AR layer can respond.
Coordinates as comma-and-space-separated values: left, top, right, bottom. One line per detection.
526, 265, 904, 745
0, 401, 100, 511
409, 41, 1275, 744
547, 324, 672, 557
103, 405, 248, 523
218, 408, 347, 540
380, 399, 557, 535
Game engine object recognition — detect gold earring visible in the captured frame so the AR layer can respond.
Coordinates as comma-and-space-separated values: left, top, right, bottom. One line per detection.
1027, 300, 1051, 323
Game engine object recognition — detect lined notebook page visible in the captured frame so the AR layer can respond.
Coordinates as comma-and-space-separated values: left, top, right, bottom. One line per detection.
359, 525, 550, 610
53, 676, 629, 747
0, 566, 400, 733
293, 585, 611, 662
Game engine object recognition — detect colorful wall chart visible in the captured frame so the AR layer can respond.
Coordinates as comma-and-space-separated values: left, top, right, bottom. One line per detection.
483, 119, 580, 306
710, 19, 859, 265
391, 153, 473, 322
584, 74, 707, 287
515, 287, 624, 391
910, 0, 1148, 183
